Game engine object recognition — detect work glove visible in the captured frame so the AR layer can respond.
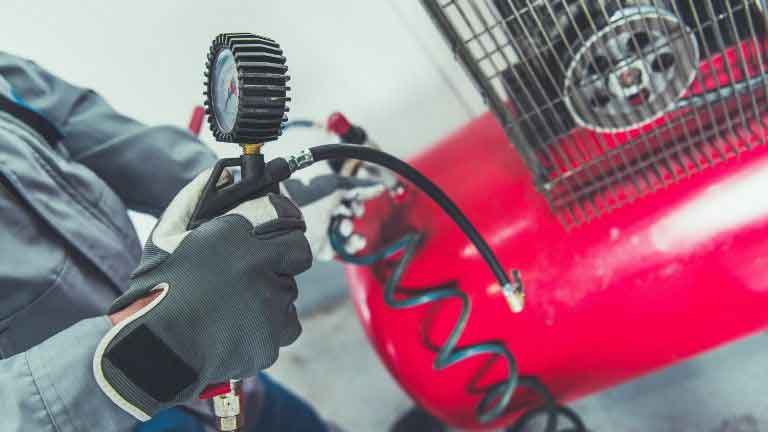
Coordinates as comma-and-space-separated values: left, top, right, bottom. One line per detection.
282, 165, 386, 261
93, 169, 312, 421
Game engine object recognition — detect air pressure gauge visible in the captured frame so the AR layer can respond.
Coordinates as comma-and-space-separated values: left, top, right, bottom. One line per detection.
190, 33, 292, 230
196, 35, 292, 428
204, 33, 290, 144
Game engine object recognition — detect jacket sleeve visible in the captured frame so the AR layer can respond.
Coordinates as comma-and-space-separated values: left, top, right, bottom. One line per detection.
0, 317, 137, 432
0, 51, 217, 216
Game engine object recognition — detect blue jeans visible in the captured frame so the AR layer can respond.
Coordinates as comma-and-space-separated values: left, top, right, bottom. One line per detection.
136, 374, 327, 432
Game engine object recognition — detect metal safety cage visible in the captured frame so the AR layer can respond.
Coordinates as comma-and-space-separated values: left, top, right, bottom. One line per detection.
421, 0, 768, 226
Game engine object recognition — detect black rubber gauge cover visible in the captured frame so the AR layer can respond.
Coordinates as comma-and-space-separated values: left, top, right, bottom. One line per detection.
204, 32, 290, 143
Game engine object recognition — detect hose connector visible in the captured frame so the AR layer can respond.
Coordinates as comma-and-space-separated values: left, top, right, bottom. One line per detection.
212, 379, 243, 431
241, 143, 263, 155
502, 270, 525, 313
286, 149, 315, 173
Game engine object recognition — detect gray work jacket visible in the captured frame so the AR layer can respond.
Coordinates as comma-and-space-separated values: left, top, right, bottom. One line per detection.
0, 51, 217, 431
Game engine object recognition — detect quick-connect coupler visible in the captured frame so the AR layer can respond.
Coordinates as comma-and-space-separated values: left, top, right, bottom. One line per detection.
211, 380, 243, 431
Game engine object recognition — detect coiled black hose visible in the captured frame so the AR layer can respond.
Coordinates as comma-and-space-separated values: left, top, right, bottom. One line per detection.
328, 226, 584, 431
304, 144, 583, 429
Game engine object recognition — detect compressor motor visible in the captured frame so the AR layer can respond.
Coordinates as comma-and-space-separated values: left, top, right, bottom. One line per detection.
496, 0, 767, 141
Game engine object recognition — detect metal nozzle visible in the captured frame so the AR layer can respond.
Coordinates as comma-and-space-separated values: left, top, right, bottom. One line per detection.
502, 270, 525, 313
286, 149, 315, 173
212, 380, 243, 431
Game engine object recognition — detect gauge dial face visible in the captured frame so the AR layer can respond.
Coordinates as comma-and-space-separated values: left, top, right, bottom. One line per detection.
205, 33, 289, 143
212, 49, 239, 132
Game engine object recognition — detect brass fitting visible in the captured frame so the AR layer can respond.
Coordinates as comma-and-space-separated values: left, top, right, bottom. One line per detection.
241, 143, 263, 155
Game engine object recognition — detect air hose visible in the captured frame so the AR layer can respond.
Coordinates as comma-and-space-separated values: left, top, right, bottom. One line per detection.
307, 144, 522, 308
329, 228, 585, 431
283, 119, 322, 130
283, 143, 585, 430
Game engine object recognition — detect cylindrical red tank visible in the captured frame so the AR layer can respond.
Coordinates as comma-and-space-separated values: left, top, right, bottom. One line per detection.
344, 58, 768, 430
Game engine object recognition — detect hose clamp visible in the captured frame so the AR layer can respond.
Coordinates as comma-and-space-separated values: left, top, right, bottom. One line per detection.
286, 149, 315, 172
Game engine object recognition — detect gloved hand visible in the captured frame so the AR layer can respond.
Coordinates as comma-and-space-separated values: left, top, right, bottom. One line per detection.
282, 165, 385, 261
93, 169, 312, 421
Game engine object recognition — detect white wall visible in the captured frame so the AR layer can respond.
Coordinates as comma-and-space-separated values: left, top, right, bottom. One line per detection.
1, 0, 489, 239
1, 0, 486, 160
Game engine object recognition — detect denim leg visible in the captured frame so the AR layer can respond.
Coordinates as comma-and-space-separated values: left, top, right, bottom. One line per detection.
134, 408, 206, 432
247, 373, 328, 432
135, 374, 327, 432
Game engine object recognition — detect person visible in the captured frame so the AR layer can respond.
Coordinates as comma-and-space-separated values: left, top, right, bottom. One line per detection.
0, 50, 382, 431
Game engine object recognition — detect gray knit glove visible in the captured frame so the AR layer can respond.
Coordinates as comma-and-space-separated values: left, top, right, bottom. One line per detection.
93, 169, 312, 420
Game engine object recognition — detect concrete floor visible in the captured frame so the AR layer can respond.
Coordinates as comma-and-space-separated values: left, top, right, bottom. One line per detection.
277, 264, 768, 432
270, 297, 411, 432
4, 2, 768, 430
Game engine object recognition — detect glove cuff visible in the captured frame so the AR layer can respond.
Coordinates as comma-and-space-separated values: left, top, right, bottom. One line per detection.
93, 283, 172, 420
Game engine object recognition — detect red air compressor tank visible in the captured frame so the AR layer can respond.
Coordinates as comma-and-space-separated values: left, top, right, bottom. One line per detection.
343, 41, 768, 430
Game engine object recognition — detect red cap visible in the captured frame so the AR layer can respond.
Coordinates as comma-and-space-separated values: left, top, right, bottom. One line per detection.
327, 112, 352, 136
199, 382, 232, 399
188, 105, 205, 136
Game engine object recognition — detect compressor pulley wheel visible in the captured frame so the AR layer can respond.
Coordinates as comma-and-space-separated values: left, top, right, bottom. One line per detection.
563, 6, 699, 132
204, 32, 290, 143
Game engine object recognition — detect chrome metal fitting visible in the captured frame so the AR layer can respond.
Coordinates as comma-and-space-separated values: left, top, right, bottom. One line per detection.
502, 270, 525, 313
212, 380, 243, 431
286, 149, 315, 172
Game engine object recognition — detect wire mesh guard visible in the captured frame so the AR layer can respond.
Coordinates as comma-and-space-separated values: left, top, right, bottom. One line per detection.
422, 0, 768, 226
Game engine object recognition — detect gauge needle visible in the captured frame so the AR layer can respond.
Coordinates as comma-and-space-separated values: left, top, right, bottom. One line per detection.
224, 78, 237, 109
